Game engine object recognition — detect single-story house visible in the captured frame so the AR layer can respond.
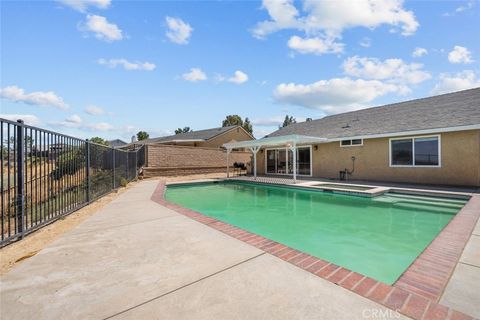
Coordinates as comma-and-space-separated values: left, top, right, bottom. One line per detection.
123, 125, 255, 177
224, 88, 480, 187
124, 125, 254, 149
107, 139, 128, 148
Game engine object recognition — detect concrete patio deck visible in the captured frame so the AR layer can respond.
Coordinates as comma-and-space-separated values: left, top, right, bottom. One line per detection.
0, 180, 410, 320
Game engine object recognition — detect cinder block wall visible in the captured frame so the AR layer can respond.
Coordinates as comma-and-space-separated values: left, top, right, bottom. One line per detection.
145, 144, 251, 176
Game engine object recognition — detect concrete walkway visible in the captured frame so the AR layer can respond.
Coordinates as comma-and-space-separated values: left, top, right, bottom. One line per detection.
440, 218, 480, 318
1, 180, 408, 320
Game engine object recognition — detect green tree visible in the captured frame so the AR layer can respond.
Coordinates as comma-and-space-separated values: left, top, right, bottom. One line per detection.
280, 115, 296, 128
243, 117, 253, 135
222, 115, 253, 135
136, 131, 149, 141
306, 117, 313, 122
175, 127, 192, 134
89, 137, 108, 146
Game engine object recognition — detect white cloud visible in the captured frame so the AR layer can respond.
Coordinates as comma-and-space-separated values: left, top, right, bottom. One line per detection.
49, 114, 113, 132
359, 37, 372, 48
57, 0, 110, 12
287, 35, 344, 55
443, 0, 475, 16
182, 68, 207, 82
252, 0, 419, 43
251, 116, 307, 127
251, 116, 286, 127
66, 114, 82, 124
342, 56, 431, 85
97, 58, 156, 71
217, 70, 249, 84
273, 77, 401, 113
49, 114, 83, 128
0, 114, 41, 126
84, 105, 105, 115
85, 122, 113, 131
253, 127, 276, 139
120, 125, 137, 134
412, 47, 428, 57
431, 70, 480, 95
165, 16, 193, 45
448, 46, 474, 64
253, 0, 301, 39
81, 14, 123, 42
0, 85, 68, 109
454, 0, 475, 13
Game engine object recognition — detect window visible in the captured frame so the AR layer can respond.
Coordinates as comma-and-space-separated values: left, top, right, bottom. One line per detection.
390, 136, 440, 167
340, 139, 363, 147
414, 137, 439, 166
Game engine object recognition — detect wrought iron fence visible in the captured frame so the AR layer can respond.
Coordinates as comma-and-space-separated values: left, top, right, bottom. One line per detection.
1, 118, 146, 246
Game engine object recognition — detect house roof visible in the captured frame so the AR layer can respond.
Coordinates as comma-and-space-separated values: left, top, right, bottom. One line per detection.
267, 87, 480, 140
130, 125, 253, 146
107, 139, 127, 148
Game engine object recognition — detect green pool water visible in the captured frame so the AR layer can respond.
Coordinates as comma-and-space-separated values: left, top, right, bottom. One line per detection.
165, 181, 467, 284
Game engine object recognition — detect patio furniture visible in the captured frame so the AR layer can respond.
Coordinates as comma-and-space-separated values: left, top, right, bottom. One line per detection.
233, 162, 247, 176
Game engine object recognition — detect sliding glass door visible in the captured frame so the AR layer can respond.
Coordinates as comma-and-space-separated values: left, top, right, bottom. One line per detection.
266, 150, 276, 173
266, 146, 311, 176
277, 149, 287, 174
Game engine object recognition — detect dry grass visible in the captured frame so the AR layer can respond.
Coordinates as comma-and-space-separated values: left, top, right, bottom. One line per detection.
0, 180, 139, 275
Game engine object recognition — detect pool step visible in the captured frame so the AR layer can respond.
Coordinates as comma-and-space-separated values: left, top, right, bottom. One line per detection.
374, 194, 466, 210
384, 193, 467, 205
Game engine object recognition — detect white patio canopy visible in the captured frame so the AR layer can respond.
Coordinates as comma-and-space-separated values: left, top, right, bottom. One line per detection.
223, 134, 328, 183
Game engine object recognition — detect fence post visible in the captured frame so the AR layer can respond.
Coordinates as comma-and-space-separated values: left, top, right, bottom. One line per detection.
126, 151, 129, 181
16, 120, 25, 238
135, 147, 138, 180
85, 139, 90, 203
112, 147, 115, 189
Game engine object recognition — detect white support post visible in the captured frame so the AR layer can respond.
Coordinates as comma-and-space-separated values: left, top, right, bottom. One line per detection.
249, 146, 260, 180
290, 141, 297, 184
226, 148, 231, 178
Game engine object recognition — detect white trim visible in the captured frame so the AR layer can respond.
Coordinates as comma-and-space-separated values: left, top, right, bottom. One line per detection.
339, 139, 363, 147
389, 134, 441, 168
330, 124, 480, 142
223, 134, 328, 149
264, 145, 313, 177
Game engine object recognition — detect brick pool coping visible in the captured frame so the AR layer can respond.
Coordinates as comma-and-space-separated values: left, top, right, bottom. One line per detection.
151, 181, 479, 320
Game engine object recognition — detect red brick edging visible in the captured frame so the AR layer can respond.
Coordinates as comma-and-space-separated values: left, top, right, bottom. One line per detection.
151, 181, 478, 320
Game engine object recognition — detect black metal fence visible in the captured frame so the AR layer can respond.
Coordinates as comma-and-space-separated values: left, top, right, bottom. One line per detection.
1, 118, 145, 246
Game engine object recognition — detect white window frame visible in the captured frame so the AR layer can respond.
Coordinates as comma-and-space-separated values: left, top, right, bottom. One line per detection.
340, 139, 363, 147
389, 134, 441, 168
264, 145, 313, 177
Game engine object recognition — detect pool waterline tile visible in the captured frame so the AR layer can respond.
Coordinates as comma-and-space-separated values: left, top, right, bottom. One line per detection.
152, 181, 478, 320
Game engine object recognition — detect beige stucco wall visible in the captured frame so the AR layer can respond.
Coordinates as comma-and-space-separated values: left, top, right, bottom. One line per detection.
199, 127, 254, 148
256, 130, 480, 187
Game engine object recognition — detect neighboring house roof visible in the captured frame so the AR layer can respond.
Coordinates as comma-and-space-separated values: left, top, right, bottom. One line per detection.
267, 88, 480, 140
129, 125, 254, 146
107, 139, 128, 148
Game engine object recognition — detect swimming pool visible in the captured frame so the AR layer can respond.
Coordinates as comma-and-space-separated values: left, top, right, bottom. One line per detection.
165, 181, 467, 284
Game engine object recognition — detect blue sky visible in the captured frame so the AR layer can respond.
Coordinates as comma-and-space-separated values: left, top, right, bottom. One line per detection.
1, 0, 479, 140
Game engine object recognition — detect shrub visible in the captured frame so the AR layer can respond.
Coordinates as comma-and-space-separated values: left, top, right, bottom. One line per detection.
120, 177, 128, 187
51, 147, 85, 180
